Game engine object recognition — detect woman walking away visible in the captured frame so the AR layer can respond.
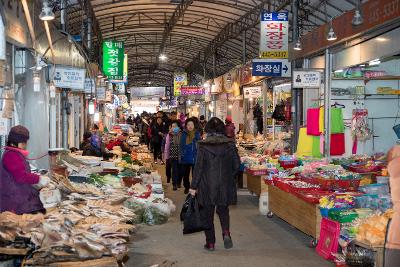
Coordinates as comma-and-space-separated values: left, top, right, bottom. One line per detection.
164, 121, 182, 191
189, 117, 240, 251
385, 145, 400, 267
151, 117, 164, 163
180, 118, 201, 194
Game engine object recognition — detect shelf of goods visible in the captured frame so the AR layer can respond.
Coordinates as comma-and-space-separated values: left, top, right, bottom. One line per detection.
268, 184, 322, 239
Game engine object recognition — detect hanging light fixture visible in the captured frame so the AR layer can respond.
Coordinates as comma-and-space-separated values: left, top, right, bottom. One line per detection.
159, 54, 167, 61
293, 39, 302, 51
352, 0, 364, 26
39, 0, 55, 21
326, 22, 337, 41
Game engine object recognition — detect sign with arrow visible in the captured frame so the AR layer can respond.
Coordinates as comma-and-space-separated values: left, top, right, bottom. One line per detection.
252, 59, 291, 77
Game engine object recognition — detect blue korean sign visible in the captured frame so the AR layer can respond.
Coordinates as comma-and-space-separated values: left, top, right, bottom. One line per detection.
252, 59, 291, 77
261, 11, 289, 21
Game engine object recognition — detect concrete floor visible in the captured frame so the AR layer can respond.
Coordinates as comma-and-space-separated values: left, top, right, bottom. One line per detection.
126, 165, 334, 267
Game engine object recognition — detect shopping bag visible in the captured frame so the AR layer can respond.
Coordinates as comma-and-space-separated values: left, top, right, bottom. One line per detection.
180, 194, 191, 222
182, 195, 210, 235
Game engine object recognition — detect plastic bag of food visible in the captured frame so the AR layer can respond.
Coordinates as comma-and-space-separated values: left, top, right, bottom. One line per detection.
123, 198, 147, 223
143, 206, 169, 226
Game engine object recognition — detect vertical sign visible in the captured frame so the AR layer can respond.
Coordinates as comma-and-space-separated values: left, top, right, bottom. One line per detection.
173, 72, 187, 96
102, 40, 124, 80
260, 11, 289, 59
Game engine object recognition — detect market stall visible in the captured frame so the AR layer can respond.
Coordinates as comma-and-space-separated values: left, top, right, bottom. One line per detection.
0, 132, 174, 266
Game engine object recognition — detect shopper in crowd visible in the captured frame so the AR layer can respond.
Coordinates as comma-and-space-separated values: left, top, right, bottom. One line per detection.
180, 117, 201, 194
179, 113, 186, 129
164, 120, 182, 191
141, 114, 150, 148
189, 117, 240, 251
126, 116, 133, 125
80, 131, 95, 156
225, 116, 236, 139
163, 112, 178, 179
385, 145, 400, 267
0, 126, 50, 214
151, 117, 164, 163
91, 124, 103, 157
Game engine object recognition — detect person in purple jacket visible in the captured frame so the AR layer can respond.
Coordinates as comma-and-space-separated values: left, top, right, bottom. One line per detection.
0, 126, 49, 214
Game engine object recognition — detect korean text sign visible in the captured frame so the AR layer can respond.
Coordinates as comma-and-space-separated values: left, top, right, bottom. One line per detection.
180, 86, 204, 95
52, 65, 85, 90
252, 59, 291, 77
103, 40, 124, 80
292, 71, 321, 88
260, 11, 289, 59
174, 72, 187, 96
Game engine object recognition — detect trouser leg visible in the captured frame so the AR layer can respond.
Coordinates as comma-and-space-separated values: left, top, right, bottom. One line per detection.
182, 164, 192, 189
216, 205, 230, 234
165, 159, 172, 182
171, 159, 180, 185
203, 205, 216, 244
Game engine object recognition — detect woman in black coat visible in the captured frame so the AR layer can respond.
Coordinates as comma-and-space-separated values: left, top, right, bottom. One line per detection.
190, 117, 240, 251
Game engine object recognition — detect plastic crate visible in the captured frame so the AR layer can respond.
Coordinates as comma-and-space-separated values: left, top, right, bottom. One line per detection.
337, 179, 361, 191
279, 159, 298, 170
272, 177, 298, 193
246, 169, 269, 176
295, 190, 333, 204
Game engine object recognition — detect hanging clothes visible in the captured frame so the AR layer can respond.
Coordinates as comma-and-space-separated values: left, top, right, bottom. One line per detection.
318, 107, 345, 134
331, 108, 345, 134
306, 108, 321, 136
351, 109, 372, 154
296, 128, 321, 158
330, 133, 345, 156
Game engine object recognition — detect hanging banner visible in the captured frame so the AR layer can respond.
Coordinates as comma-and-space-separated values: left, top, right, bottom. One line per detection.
109, 54, 128, 84
52, 65, 86, 91
180, 86, 204, 95
244, 86, 262, 99
130, 86, 165, 98
260, 11, 289, 59
84, 78, 96, 94
292, 70, 322, 88
97, 87, 106, 101
102, 40, 124, 80
174, 72, 187, 96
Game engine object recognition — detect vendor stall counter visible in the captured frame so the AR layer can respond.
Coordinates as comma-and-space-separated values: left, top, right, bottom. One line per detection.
267, 185, 322, 243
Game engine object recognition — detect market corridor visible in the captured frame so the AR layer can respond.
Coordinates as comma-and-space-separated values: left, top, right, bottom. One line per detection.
127, 165, 332, 267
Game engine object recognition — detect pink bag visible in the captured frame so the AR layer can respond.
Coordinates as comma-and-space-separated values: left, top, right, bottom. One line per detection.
307, 108, 321, 136
316, 218, 340, 260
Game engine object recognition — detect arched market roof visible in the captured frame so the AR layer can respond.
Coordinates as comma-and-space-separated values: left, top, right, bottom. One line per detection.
54, 0, 361, 86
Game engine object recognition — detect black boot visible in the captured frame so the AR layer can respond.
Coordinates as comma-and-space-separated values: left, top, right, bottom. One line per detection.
204, 243, 215, 251
223, 232, 233, 249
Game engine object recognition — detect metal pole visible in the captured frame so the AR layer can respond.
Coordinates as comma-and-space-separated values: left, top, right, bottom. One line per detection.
242, 31, 248, 134
61, 89, 69, 149
262, 80, 268, 138
290, 0, 299, 153
60, 0, 67, 32
242, 30, 246, 64
324, 49, 332, 159
87, 17, 92, 50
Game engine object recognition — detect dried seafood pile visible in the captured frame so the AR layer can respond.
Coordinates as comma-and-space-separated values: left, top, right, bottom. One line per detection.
0, 188, 136, 265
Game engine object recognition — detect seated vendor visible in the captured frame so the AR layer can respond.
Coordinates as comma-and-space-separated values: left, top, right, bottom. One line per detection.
0, 126, 49, 214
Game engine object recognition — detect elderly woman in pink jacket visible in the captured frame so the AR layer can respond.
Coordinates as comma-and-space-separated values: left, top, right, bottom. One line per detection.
386, 145, 400, 267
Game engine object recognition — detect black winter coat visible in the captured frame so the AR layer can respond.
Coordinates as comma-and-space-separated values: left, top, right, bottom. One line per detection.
191, 135, 240, 206
151, 122, 164, 144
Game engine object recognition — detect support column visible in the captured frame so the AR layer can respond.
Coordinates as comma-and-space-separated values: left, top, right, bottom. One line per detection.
324, 49, 332, 159
61, 89, 69, 149
60, 0, 67, 32
242, 31, 248, 134
290, 0, 299, 153
262, 80, 268, 138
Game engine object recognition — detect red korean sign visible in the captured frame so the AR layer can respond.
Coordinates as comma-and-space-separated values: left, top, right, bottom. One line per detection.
180, 86, 204, 95
259, 11, 289, 59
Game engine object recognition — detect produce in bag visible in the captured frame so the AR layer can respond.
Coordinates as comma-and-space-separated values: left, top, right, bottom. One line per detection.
142, 206, 169, 226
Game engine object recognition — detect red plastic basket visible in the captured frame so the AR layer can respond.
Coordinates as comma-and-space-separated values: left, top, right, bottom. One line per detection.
246, 169, 269, 176
294, 190, 333, 204
336, 179, 361, 191
273, 177, 299, 193
279, 160, 298, 170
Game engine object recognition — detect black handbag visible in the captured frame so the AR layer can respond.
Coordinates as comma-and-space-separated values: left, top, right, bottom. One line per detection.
182, 195, 211, 234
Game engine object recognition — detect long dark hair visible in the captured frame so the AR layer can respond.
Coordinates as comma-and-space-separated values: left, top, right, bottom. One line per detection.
204, 117, 225, 135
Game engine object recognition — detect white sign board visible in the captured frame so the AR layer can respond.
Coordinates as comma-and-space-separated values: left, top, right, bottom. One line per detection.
292, 70, 321, 88
130, 86, 165, 98
97, 87, 106, 101
84, 78, 96, 94
244, 86, 262, 99
52, 66, 85, 91
260, 11, 289, 59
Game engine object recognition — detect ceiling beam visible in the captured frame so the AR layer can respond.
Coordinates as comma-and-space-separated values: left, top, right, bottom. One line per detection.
156, 0, 194, 68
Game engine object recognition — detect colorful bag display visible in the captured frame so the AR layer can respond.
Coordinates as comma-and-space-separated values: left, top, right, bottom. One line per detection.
330, 133, 345, 156
296, 128, 321, 158
307, 108, 321, 136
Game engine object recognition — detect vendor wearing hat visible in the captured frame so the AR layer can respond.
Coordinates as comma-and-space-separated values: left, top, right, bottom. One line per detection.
0, 125, 49, 214
225, 116, 236, 139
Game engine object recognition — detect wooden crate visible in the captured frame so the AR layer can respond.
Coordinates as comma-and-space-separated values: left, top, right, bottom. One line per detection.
246, 173, 263, 196
268, 185, 321, 238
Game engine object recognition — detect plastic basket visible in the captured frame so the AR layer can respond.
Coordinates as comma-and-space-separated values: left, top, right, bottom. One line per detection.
273, 177, 298, 193
279, 160, 298, 170
337, 179, 361, 191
